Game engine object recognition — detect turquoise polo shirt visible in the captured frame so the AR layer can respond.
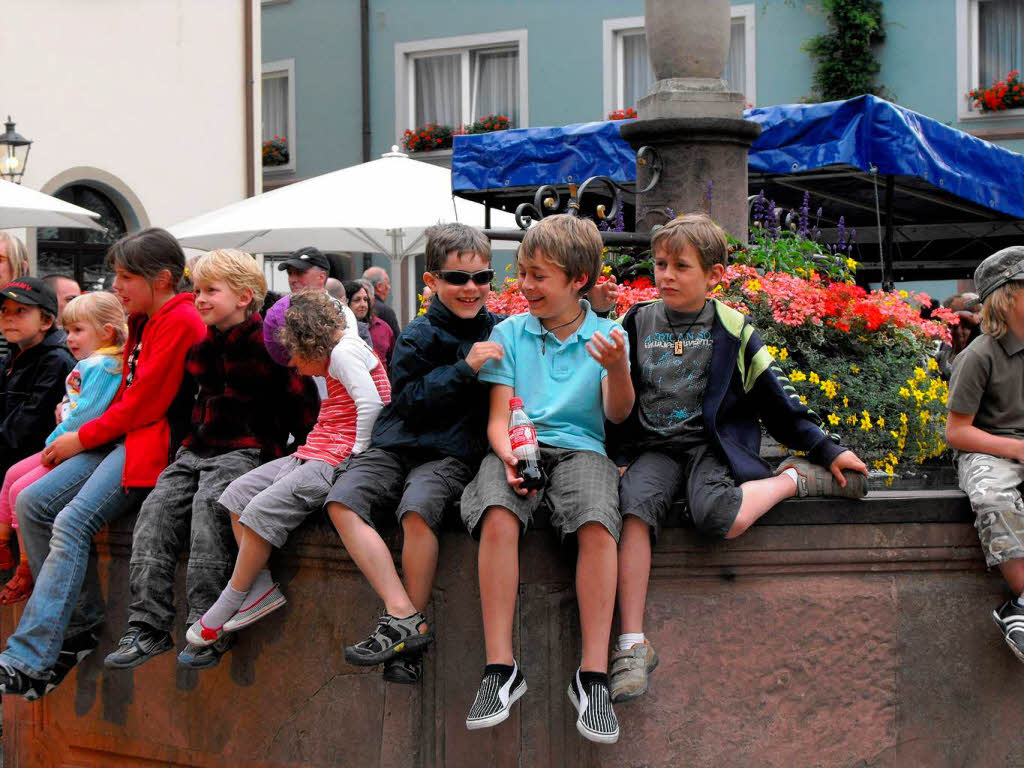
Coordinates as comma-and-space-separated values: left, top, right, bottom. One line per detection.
479, 300, 628, 456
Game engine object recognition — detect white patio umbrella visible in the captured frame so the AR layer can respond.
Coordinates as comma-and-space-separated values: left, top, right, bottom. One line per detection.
0, 178, 103, 230
168, 147, 522, 324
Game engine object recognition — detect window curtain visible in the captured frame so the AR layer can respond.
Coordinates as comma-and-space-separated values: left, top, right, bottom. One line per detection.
725, 19, 746, 99
471, 49, 518, 125
622, 32, 654, 109
979, 0, 1024, 87
414, 54, 461, 127
262, 75, 288, 141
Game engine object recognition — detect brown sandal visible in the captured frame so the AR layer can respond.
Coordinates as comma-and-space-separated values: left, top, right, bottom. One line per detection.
0, 561, 33, 605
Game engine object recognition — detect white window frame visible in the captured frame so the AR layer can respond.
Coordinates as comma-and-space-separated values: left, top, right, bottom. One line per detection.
262, 58, 296, 174
602, 5, 756, 117
394, 30, 528, 146
956, 0, 1024, 120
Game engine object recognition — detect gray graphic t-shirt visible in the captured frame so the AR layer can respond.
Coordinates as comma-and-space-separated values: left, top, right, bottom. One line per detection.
634, 300, 714, 448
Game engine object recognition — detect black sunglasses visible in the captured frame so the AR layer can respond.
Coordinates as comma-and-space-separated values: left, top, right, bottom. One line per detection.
433, 269, 494, 286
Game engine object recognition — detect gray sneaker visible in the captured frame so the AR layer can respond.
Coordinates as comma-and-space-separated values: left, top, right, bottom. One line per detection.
177, 634, 235, 670
775, 456, 867, 499
103, 625, 173, 670
609, 641, 659, 702
223, 583, 287, 633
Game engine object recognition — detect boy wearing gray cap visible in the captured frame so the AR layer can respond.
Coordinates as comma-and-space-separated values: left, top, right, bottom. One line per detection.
946, 246, 1024, 661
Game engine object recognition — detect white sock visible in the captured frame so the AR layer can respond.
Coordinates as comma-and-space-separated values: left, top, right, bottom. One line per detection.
1016, 594, 1024, 609
617, 632, 645, 650
201, 583, 247, 629
781, 467, 800, 490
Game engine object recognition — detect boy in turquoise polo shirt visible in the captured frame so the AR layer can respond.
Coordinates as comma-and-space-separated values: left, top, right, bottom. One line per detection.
461, 214, 634, 744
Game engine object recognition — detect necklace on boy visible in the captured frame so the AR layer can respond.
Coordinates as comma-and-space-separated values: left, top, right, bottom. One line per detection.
540, 305, 585, 356
664, 301, 705, 356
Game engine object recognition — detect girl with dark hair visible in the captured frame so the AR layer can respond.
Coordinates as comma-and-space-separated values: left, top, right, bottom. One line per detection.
344, 280, 395, 365
0, 227, 206, 699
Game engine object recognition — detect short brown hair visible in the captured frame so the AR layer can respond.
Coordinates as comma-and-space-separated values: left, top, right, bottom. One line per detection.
518, 214, 602, 295
424, 223, 492, 273
190, 249, 268, 317
981, 280, 1024, 339
650, 213, 729, 271
276, 289, 346, 363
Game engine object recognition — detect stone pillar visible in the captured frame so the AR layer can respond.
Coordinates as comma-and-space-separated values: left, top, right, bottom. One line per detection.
619, 0, 760, 240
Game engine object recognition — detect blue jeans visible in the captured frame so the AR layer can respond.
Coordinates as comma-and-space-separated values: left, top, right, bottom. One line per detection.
3, 444, 146, 678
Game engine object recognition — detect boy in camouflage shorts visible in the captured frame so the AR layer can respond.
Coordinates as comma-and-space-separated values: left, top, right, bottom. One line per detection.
946, 246, 1024, 661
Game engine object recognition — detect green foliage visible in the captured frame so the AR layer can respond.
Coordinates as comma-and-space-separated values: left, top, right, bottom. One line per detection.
803, 0, 886, 101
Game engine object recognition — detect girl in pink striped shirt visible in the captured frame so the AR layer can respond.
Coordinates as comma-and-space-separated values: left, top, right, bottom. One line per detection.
187, 291, 390, 648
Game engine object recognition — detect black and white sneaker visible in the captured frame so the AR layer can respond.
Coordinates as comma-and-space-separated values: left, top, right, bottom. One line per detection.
567, 668, 620, 744
104, 624, 174, 669
0, 661, 48, 701
465, 660, 527, 730
993, 600, 1024, 663
46, 629, 99, 694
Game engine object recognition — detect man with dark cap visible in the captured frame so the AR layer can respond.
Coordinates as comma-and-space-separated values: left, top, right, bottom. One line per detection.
279, 247, 330, 294
946, 246, 1024, 664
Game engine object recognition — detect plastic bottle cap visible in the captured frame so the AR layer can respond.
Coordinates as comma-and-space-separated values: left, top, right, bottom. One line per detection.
509, 397, 523, 409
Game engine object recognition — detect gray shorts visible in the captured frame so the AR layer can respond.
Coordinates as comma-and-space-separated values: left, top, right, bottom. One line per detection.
619, 444, 743, 540
957, 451, 1024, 568
219, 455, 341, 548
461, 446, 621, 541
325, 448, 473, 532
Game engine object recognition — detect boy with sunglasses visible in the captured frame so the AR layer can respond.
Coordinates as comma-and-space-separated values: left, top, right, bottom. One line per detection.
326, 223, 503, 685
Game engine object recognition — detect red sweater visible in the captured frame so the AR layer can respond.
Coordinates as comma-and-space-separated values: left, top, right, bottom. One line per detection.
78, 293, 206, 488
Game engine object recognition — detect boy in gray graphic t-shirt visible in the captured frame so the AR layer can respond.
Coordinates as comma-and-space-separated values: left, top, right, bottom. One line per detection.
605, 214, 868, 705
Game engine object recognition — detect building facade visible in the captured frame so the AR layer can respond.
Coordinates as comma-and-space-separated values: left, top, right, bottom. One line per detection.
1, 0, 261, 287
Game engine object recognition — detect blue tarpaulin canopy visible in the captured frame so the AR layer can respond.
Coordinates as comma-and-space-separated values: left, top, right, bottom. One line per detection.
452, 95, 1024, 281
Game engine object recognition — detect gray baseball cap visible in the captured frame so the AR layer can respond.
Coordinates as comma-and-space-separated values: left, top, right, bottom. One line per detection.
975, 246, 1024, 302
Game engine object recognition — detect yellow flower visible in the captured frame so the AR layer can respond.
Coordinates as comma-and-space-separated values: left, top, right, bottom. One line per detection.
846, 414, 858, 426
850, 365, 860, 373
876, 416, 885, 429
898, 290, 909, 298
778, 348, 789, 361
890, 430, 899, 439
809, 371, 820, 385
843, 396, 849, 408
914, 367, 926, 381
899, 387, 910, 398
746, 278, 762, 292
766, 345, 778, 357
846, 257, 858, 270
927, 357, 939, 371
790, 370, 807, 382
602, 264, 612, 276
884, 463, 894, 475
900, 412, 908, 425
800, 395, 808, 405
828, 413, 841, 426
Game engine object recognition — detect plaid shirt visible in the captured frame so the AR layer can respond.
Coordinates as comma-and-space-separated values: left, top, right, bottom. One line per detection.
183, 313, 317, 461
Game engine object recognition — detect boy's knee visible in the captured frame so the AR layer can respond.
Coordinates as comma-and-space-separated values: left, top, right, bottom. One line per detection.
326, 501, 358, 528
402, 511, 433, 537
480, 506, 520, 541
576, 520, 616, 548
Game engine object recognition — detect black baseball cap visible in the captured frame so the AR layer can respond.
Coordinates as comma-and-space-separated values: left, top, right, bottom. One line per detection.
278, 246, 330, 272
0, 277, 59, 316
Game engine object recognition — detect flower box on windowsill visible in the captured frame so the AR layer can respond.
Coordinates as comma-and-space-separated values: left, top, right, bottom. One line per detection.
408, 148, 453, 168
958, 105, 1024, 123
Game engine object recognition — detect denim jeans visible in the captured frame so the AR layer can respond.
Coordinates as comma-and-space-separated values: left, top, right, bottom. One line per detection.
3, 444, 146, 678
128, 446, 260, 630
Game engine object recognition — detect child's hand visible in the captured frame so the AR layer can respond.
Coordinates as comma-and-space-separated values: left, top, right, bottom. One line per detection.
466, 341, 504, 373
588, 275, 619, 313
499, 449, 536, 497
830, 450, 869, 487
41, 432, 84, 467
586, 328, 628, 372
54, 401, 63, 425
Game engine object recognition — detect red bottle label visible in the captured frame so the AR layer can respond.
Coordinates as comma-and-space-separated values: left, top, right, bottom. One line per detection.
509, 425, 536, 451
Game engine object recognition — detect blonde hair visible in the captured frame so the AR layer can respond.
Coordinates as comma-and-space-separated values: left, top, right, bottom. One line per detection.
62, 291, 128, 372
518, 214, 603, 295
190, 249, 267, 316
981, 280, 1024, 339
0, 232, 30, 279
650, 213, 729, 271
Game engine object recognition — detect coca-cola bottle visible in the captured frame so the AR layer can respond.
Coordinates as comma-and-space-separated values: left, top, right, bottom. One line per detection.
508, 397, 545, 491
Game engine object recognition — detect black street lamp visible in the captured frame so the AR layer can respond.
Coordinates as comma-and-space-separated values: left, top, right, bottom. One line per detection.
0, 117, 32, 184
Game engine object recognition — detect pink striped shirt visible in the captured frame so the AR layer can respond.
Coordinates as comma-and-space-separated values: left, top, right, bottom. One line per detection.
295, 337, 391, 466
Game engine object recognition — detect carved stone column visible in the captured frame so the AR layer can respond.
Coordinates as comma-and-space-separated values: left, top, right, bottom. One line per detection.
619, 0, 760, 240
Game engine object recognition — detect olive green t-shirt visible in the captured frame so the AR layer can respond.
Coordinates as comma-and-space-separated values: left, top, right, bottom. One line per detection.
947, 331, 1024, 439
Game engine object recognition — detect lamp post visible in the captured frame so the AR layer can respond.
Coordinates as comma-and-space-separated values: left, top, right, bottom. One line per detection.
0, 117, 32, 184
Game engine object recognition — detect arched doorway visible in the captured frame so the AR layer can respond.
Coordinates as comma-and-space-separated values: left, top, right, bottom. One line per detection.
37, 185, 127, 289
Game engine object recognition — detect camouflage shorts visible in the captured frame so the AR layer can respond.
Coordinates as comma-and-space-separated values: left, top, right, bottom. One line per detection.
957, 452, 1024, 568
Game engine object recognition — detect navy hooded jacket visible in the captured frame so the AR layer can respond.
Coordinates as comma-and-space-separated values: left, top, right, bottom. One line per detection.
610, 298, 846, 483
369, 298, 501, 466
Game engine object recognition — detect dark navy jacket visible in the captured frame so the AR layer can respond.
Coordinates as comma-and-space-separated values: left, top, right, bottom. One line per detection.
0, 326, 76, 473
370, 299, 501, 466
610, 299, 846, 483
